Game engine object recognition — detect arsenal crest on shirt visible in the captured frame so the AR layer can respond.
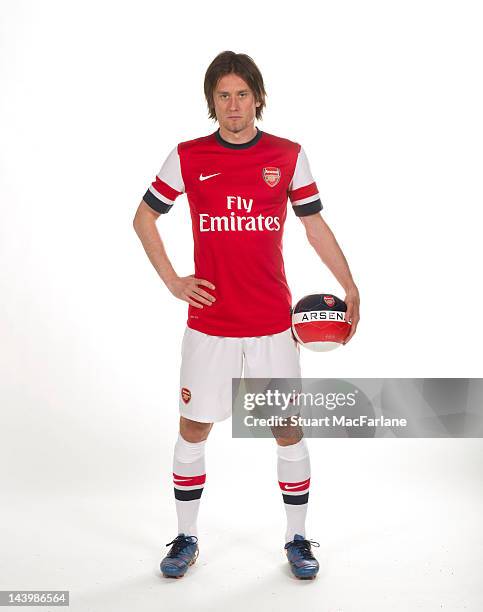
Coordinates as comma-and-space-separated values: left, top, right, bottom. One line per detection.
263, 167, 281, 187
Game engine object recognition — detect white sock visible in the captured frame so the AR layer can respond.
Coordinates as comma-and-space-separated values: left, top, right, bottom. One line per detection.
277, 438, 311, 543
172, 434, 206, 537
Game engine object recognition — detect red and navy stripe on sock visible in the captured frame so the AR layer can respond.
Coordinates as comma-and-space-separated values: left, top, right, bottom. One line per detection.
173, 473, 206, 501
278, 477, 310, 505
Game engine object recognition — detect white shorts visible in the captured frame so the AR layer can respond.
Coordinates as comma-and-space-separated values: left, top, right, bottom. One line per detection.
179, 326, 301, 423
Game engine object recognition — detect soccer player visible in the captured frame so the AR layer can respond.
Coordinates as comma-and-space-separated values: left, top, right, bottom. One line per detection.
133, 51, 360, 580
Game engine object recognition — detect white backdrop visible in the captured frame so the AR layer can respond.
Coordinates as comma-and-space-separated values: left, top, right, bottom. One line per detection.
1, 1, 482, 611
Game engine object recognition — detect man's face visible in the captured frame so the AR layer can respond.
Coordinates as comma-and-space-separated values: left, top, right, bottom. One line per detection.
213, 73, 261, 134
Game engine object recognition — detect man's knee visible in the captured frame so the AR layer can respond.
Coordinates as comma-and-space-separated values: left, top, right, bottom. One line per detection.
180, 416, 213, 442
272, 422, 304, 446
276, 434, 304, 447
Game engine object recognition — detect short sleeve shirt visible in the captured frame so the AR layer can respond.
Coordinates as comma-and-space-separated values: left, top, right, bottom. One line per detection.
143, 128, 322, 337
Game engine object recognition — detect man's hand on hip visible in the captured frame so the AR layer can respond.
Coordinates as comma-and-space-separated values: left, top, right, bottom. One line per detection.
166, 275, 216, 309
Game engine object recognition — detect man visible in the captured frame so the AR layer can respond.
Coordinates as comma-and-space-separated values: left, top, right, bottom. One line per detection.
133, 51, 360, 580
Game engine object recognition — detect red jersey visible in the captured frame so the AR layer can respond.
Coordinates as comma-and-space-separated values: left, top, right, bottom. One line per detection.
143, 128, 322, 337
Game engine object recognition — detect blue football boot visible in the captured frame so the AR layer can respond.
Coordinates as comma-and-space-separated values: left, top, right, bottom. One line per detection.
160, 534, 199, 578
284, 534, 320, 579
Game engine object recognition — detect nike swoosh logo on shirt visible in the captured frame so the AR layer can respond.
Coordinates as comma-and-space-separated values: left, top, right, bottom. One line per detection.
199, 173, 221, 181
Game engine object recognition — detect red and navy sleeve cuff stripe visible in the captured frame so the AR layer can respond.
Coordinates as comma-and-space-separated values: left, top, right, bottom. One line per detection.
289, 182, 318, 202
143, 189, 173, 214
293, 199, 323, 217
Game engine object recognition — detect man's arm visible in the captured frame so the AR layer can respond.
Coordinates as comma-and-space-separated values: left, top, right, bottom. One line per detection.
299, 212, 360, 344
133, 200, 216, 308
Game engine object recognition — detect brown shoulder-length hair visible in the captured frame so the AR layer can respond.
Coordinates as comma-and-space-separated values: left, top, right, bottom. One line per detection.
204, 51, 267, 121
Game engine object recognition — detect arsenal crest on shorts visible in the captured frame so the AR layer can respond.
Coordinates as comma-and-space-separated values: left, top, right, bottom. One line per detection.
181, 387, 191, 404
263, 167, 281, 187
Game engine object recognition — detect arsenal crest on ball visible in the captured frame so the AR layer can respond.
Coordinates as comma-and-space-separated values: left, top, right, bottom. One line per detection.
181, 387, 191, 404
263, 167, 281, 187
323, 295, 335, 308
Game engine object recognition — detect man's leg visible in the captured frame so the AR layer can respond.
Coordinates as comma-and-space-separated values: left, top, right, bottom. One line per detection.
274, 428, 310, 543
275, 427, 319, 579
173, 327, 241, 537
172, 417, 213, 537
243, 328, 307, 542
161, 327, 242, 578
160, 417, 212, 578
243, 328, 320, 578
